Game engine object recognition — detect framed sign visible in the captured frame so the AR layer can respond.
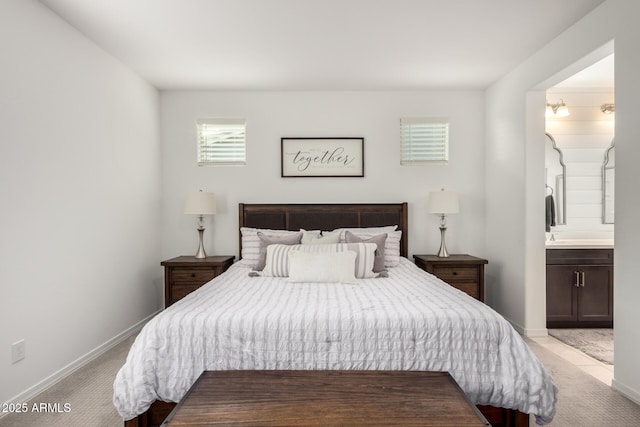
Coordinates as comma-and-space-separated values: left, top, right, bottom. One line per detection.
281, 137, 364, 177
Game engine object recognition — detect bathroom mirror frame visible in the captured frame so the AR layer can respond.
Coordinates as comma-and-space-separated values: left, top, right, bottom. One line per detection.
602, 138, 615, 224
545, 132, 567, 225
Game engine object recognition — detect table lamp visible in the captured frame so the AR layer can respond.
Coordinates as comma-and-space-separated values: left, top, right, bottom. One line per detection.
427, 189, 459, 257
184, 190, 217, 258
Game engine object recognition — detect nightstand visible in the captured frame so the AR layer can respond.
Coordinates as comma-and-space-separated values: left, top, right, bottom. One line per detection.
413, 254, 488, 302
161, 256, 234, 307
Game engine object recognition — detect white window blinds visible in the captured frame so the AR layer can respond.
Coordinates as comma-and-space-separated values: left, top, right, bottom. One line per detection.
197, 118, 246, 166
400, 117, 449, 165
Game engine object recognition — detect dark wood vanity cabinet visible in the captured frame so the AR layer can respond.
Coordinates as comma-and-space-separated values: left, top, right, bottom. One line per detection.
546, 249, 613, 328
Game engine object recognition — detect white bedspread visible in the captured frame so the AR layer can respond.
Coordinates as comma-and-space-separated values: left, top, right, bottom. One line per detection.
113, 258, 557, 424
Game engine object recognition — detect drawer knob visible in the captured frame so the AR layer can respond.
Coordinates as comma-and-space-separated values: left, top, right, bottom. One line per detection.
453, 271, 458, 275
191, 273, 196, 278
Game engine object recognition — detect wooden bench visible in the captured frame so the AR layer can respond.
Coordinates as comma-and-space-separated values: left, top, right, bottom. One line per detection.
161, 370, 490, 426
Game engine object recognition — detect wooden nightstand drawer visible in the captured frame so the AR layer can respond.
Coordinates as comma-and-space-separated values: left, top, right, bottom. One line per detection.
162, 256, 234, 307
171, 269, 217, 284
451, 283, 480, 299
432, 266, 479, 282
413, 254, 488, 302
170, 283, 205, 302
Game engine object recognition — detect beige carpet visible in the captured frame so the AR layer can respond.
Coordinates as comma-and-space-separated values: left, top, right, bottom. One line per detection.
1, 334, 639, 426
526, 339, 640, 426
0, 335, 133, 427
548, 328, 614, 365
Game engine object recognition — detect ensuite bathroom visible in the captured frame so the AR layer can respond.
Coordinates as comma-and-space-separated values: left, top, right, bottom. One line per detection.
544, 53, 614, 368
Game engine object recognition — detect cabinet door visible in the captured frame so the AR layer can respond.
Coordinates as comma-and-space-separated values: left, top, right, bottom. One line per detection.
546, 265, 579, 323
578, 265, 613, 324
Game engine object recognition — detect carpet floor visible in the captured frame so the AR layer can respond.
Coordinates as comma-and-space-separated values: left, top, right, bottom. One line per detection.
1, 334, 639, 426
526, 338, 640, 426
0, 335, 133, 427
548, 328, 614, 365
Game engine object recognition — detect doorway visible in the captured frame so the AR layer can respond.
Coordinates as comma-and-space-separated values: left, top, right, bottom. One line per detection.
543, 54, 615, 377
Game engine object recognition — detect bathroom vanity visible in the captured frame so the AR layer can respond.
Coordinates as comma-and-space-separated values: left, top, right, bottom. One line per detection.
544, 97, 615, 329
546, 242, 613, 328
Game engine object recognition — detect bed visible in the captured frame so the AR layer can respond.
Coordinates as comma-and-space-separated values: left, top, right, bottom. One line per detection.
114, 203, 557, 427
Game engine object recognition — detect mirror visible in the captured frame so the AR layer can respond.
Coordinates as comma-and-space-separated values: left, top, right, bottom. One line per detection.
602, 139, 615, 224
544, 132, 566, 226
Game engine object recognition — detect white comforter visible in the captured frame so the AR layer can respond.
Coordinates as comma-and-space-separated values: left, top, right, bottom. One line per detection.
113, 258, 557, 424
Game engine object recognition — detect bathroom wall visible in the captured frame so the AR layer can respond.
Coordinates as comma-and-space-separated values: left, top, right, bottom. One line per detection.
545, 91, 615, 239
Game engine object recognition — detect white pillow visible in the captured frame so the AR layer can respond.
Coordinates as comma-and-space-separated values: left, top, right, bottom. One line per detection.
338, 228, 402, 268
287, 251, 357, 284
302, 230, 341, 244
240, 227, 308, 268
261, 243, 377, 278
335, 225, 397, 239
299, 229, 324, 244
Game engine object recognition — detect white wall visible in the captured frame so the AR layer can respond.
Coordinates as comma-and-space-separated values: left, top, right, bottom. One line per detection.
0, 0, 161, 405
160, 91, 486, 262
486, 0, 640, 404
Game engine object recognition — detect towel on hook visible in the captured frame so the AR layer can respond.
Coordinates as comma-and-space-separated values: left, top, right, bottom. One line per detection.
545, 194, 556, 232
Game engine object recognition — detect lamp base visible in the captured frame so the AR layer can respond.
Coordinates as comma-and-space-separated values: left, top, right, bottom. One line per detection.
437, 226, 450, 258
195, 226, 207, 259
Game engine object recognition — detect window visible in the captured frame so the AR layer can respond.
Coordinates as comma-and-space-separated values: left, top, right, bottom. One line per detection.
400, 117, 449, 165
197, 118, 246, 166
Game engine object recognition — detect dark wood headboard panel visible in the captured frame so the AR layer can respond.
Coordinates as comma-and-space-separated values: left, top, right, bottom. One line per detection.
238, 203, 408, 258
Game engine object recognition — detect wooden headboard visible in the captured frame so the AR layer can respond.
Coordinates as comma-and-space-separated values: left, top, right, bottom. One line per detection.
238, 203, 408, 258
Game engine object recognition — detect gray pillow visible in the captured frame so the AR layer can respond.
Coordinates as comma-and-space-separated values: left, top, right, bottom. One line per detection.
254, 231, 302, 271
345, 230, 387, 272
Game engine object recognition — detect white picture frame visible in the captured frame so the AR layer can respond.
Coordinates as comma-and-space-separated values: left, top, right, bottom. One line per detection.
281, 137, 364, 177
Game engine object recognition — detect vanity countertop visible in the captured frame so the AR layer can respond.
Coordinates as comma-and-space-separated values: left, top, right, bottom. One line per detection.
546, 239, 614, 249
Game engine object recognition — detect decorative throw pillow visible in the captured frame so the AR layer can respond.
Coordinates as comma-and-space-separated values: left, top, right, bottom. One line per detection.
345, 230, 387, 272
240, 227, 304, 268
302, 230, 341, 244
287, 251, 357, 284
340, 229, 402, 268
336, 225, 397, 237
254, 231, 303, 271
380, 230, 402, 267
261, 242, 377, 279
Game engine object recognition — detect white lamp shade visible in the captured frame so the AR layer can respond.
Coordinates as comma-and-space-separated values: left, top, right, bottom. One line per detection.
555, 104, 570, 117
427, 190, 459, 214
545, 105, 554, 117
184, 191, 217, 215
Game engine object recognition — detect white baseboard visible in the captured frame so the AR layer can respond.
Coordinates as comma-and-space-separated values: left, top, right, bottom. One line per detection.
523, 327, 549, 338
0, 310, 160, 418
503, 316, 526, 335
502, 315, 548, 338
612, 378, 640, 406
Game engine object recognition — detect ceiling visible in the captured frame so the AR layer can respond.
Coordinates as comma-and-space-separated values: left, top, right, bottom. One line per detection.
551, 54, 614, 91
38, 0, 606, 91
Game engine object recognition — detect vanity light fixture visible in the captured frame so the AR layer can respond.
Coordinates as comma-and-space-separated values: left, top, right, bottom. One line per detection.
546, 99, 570, 118
601, 103, 615, 114
427, 189, 459, 258
184, 190, 217, 258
